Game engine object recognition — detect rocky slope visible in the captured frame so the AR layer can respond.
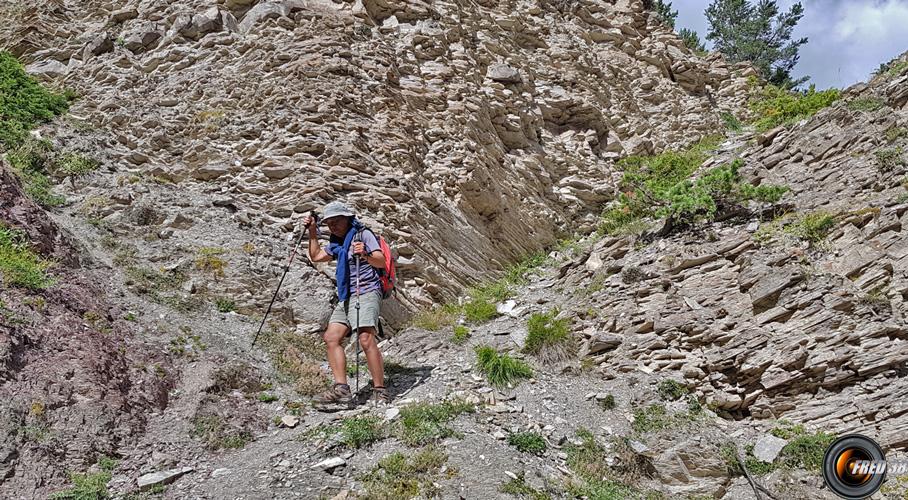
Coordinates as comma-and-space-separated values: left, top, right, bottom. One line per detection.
1, 0, 908, 499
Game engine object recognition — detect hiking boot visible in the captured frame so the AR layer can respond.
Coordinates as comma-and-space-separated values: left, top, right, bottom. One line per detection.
370, 386, 391, 405
313, 383, 353, 406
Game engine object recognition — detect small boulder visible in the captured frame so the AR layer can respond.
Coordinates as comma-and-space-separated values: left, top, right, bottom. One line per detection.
752, 434, 787, 463
487, 63, 521, 84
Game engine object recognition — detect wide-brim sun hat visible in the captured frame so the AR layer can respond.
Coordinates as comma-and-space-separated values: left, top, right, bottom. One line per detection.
322, 201, 355, 221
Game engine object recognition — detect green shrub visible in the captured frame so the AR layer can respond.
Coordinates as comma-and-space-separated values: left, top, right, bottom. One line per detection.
411, 304, 459, 331
847, 96, 885, 113
886, 127, 907, 143
750, 84, 840, 131
657, 379, 687, 401
396, 400, 474, 447
720, 111, 742, 132
57, 152, 99, 177
6, 137, 65, 207
0, 224, 54, 289
778, 430, 836, 471
0, 51, 70, 150
257, 393, 278, 403
500, 471, 552, 500
598, 394, 617, 410
508, 431, 547, 455
359, 446, 448, 500
475, 346, 533, 389
523, 309, 572, 362
452, 325, 470, 345
214, 297, 235, 313
339, 416, 385, 449
875, 147, 904, 172
462, 252, 547, 318
50, 457, 116, 499
190, 415, 252, 450
632, 404, 672, 433
785, 211, 836, 243
875, 58, 908, 78
463, 294, 498, 323
195, 247, 227, 278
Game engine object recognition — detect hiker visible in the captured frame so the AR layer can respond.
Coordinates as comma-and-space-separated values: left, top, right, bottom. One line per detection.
303, 201, 389, 405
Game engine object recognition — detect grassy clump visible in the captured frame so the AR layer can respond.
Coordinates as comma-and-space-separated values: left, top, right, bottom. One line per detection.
523, 309, 572, 362
461, 252, 546, 323
339, 415, 385, 449
563, 430, 650, 499
410, 304, 460, 331
756, 211, 836, 245
720, 111, 742, 132
0, 224, 54, 289
0, 51, 70, 150
750, 83, 840, 131
723, 424, 836, 476
214, 297, 235, 313
257, 330, 327, 396
599, 138, 787, 235
875, 58, 908, 78
500, 471, 553, 500
124, 265, 201, 312
359, 446, 449, 500
452, 325, 470, 345
599, 394, 617, 410
656, 379, 687, 401
6, 137, 65, 207
257, 393, 278, 403
720, 443, 775, 477
875, 147, 904, 172
632, 396, 703, 435
886, 126, 907, 143
463, 293, 498, 322
50, 457, 116, 500
396, 400, 474, 447
847, 96, 885, 113
57, 152, 100, 177
190, 415, 252, 450
195, 247, 227, 279
508, 431, 547, 455
475, 346, 533, 389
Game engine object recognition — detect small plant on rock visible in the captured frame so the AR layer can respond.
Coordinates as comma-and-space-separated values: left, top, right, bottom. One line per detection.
847, 96, 885, 113
359, 446, 449, 500
50, 457, 116, 500
0, 224, 55, 289
339, 415, 385, 449
195, 247, 227, 279
396, 400, 474, 447
657, 379, 688, 401
599, 394, 617, 410
750, 83, 840, 131
875, 147, 904, 173
215, 297, 235, 313
452, 324, 470, 345
508, 431, 547, 455
523, 309, 573, 362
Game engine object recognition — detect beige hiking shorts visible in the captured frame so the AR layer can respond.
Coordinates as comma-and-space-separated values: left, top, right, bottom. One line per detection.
328, 290, 382, 332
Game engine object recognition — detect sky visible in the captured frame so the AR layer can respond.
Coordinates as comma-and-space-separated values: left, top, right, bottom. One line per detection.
674, 0, 908, 89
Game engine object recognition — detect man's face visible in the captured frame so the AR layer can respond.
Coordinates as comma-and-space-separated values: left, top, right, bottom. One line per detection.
324, 216, 350, 237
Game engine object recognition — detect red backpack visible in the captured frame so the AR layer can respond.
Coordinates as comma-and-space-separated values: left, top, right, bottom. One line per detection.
358, 228, 397, 299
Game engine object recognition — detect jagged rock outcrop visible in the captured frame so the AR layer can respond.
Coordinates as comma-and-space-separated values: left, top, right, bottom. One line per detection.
2, 0, 756, 311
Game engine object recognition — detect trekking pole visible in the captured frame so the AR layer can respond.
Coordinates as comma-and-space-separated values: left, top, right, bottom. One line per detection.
250, 214, 314, 349
354, 251, 361, 398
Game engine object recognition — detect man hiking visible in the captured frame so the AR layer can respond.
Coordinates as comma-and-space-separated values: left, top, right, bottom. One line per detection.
304, 201, 389, 406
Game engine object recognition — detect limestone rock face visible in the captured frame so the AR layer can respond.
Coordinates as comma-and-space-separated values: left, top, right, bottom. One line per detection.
0, 0, 754, 311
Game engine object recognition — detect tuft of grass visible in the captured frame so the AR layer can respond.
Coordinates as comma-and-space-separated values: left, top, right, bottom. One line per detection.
0, 224, 54, 289
847, 96, 885, 113
49, 457, 116, 500
785, 211, 836, 243
886, 126, 907, 143
657, 379, 687, 401
190, 415, 252, 450
463, 294, 498, 322
214, 297, 235, 313
508, 431, 547, 455
6, 136, 65, 207
359, 446, 449, 500
410, 303, 460, 331
562, 430, 656, 499
452, 325, 470, 345
779, 430, 836, 471
460, 252, 547, 322
599, 394, 617, 410
500, 471, 553, 500
57, 152, 99, 177
257, 330, 327, 396
339, 415, 385, 449
475, 346, 533, 389
396, 400, 474, 447
0, 51, 70, 150
195, 247, 227, 279
750, 83, 840, 131
632, 404, 672, 434
523, 309, 573, 362
257, 393, 278, 403
720, 111, 742, 132
875, 147, 904, 172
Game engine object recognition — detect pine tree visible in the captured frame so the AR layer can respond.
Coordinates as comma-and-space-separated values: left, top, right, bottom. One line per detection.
679, 28, 707, 55
644, 0, 678, 28
705, 0, 808, 89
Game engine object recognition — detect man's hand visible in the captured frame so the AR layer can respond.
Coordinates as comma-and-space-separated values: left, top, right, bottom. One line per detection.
303, 215, 317, 232
352, 241, 367, 255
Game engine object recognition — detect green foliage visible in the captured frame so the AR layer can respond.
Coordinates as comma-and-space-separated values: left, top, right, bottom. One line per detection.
50, 457, 116, 499
523, 309, 572, 361
563, 430, 654, 499
257, 393, 278, 403
57, 152, 99, 177
500, 471, 552, 500
705, 0, 808, 88
875, 147, 904, 172
785, 211, 835, 243
0, 224, 54, 289
886, 127, 907, 143
644, 0, 677, 28
6, 136, 65, 207
463, 294, 498, 323
657, 379, 687, 401
190, 415, 252, 450
721, 443, 775, 477
0, 51, 70, 150
359, 446, 448, 500
599, 394, 617, 410
632, 404, 672, 433
214, 297, 236, 313
720, 111, 742, 132
411, 304, 459, 331
195, 247, 227, 279
125, 265, 200, 312
847, 96, 885, 113
452, 325, 470, 345
397, 400, 474, 447
679, 28, 707, 54
475, 346, 533, 389
460, 252, 546, 322
750, 83, 840, 131
779, 430, 836, 471
339, 416, 385, 448
508, 431, 547, 455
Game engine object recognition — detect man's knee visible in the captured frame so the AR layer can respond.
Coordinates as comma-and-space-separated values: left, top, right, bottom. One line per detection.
358, 328, 377, 348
